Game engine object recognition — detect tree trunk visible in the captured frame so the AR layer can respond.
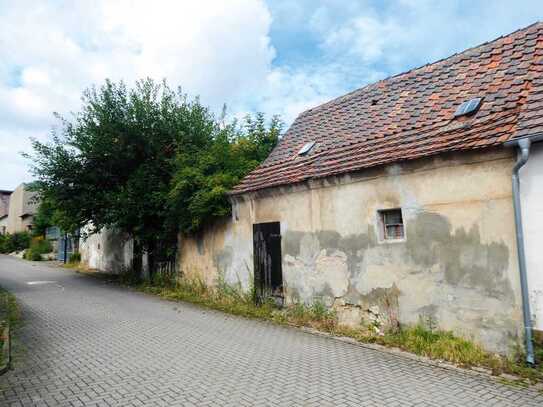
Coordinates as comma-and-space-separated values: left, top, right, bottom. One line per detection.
133, 239, 143, 278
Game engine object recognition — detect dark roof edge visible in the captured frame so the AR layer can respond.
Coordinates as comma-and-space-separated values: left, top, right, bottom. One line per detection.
228, 145, 504, 196
504, 132, 543, 147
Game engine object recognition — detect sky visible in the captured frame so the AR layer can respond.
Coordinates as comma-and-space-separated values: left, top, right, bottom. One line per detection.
0, 0, 542, 190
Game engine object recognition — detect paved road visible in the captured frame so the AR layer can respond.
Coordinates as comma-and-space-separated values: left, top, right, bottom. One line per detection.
0, 255, 541, 406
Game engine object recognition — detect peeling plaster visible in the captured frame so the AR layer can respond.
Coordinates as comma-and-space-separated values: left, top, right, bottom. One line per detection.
282, 211, 518, 352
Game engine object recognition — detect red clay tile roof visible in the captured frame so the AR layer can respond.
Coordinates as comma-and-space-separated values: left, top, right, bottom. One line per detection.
231, 22, 543, 195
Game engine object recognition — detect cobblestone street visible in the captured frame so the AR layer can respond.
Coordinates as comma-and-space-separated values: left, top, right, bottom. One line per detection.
0, 255, 541, 406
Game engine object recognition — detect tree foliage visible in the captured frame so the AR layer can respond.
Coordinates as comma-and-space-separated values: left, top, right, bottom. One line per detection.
169, 112, 282, 233
28, 79, 281, 265
30, 196, 63, 237
0, 232, 30, 254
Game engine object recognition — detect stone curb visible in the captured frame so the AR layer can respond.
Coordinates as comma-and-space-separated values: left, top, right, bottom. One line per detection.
297, 326, 543, 391
0, 325, 11, 375
165, 296, 543, 391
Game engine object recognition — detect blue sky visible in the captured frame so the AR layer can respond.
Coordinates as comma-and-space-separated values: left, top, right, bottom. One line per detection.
0, 0, 542, 189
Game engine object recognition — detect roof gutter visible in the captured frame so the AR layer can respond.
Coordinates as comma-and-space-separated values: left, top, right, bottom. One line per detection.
504, 134, 543, 365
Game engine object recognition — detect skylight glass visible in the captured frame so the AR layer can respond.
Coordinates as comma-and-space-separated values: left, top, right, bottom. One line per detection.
298, 141, 316, 156
454, 98, 483, 117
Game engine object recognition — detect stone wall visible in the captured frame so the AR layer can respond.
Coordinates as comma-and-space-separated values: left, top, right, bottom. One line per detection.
79, 227, 134, 274
179, 148, 524, 354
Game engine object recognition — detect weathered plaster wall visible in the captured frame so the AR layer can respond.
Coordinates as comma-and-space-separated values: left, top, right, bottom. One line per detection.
80, 227, 133, 274
179, 149, 523, 353
520, 141, 543, 335
180, 218, 253, 289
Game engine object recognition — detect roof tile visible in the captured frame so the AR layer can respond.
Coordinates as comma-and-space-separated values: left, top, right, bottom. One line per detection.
232, 23, 543, 194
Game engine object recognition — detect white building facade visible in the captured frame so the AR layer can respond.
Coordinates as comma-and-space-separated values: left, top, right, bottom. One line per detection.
520, 141, 543, 338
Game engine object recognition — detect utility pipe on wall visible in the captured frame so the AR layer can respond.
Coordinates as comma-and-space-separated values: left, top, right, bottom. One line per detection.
509, 137, 534, 364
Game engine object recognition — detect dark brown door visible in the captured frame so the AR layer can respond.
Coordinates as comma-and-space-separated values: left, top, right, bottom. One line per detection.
253, 222, 283, 304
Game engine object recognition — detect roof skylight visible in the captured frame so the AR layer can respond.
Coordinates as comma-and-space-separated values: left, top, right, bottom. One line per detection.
298, 141, 316, 156
454, 98, 483, 117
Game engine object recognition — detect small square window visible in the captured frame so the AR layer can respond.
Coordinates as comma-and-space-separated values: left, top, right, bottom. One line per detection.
378, 209, 405, 241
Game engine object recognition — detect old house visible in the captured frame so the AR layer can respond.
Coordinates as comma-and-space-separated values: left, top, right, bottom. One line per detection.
179, 23, 543, 356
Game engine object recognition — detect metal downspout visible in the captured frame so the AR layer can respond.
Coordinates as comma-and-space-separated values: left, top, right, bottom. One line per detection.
511, 138, 535, 364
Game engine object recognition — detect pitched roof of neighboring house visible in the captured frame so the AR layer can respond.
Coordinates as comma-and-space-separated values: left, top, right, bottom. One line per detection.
232, 22, 543, 195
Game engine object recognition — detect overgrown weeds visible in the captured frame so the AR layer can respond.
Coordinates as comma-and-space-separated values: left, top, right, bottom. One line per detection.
0, 288, 19, 329
337, 322, 543, 382
282, 301, 337, 330
68, 252, 81, 264
388, 323, 488, 365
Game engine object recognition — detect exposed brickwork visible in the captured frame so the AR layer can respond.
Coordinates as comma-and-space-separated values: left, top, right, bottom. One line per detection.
232, 22, 543, 195
0, 256, 542, 406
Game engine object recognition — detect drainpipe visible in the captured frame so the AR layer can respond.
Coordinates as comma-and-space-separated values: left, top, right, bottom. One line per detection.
509, 137, 534, 364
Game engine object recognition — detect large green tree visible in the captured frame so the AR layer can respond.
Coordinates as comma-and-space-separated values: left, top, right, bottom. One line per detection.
168, 112, 282, 233
28, 79, 281, 273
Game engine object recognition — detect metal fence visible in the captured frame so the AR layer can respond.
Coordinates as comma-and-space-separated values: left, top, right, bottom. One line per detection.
57, 235, 75, 262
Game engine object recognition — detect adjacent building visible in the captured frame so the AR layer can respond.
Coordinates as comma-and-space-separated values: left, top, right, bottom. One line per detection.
178, 23, 543, 355
0, 184, 39, 234
0, 190, 11, 235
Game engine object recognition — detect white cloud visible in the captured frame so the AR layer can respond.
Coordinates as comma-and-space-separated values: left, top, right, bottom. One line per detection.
0, 0, 277, 189
0, 0, 542, 190
323, 16, 402, 63
264, 0, 543, 121
247, 64, 385, 124
306, 0, 543, 73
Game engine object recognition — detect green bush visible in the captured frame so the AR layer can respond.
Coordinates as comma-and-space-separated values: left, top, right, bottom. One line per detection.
30, 237, 52, 254
11, 232, 31, 251
24, 249, 43, 261
68, 252, 81, 263
21, 236, 53, 261
0, 232, 31, 253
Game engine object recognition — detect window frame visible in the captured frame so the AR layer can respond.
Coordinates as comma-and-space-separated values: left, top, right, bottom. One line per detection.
377, 208, 406, 243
